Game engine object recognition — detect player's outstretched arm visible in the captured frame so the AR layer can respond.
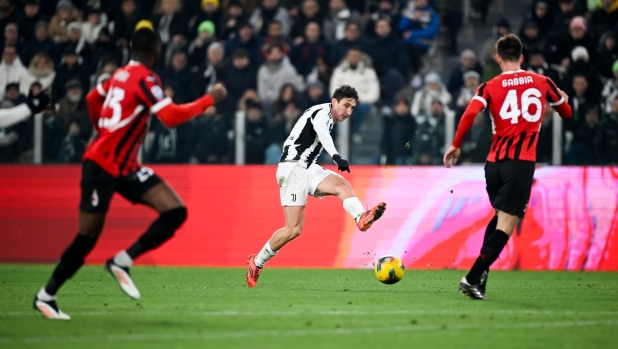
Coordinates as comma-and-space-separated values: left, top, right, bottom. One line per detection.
155, 84, 227, 128
312, 110, 350, 172
0, 86, 51, 128
444, 98, 485, 168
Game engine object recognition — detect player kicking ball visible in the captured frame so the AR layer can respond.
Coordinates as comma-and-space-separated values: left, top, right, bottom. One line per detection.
33, 28, 226, 319
443, 34, 572, 299
246, 85, 386, 287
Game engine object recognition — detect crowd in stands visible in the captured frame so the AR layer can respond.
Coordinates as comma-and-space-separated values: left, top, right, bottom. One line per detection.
0, 0, 616, 165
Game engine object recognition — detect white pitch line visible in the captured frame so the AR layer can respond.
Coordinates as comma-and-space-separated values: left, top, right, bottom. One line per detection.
2, 309, 618, 317
1, 320, 617, 344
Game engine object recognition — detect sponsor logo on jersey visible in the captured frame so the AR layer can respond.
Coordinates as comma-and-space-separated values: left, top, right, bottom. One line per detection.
151, 85, 165, 100
91, 190, 99, 207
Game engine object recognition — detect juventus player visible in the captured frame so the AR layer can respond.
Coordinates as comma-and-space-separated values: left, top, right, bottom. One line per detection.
443, 34, 572, 299
33, 28, 226, 319
0, 84, 50, 128
246, 85, 387, 287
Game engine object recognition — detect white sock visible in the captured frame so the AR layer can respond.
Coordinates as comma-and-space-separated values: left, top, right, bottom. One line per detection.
343, 197, 365, 222
254, 241, 277, 268
113, 250, 133, 268
37, 287, 55, 301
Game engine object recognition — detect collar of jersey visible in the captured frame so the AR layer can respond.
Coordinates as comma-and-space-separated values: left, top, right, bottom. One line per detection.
500, 69, 526, 75
128, 60, 143, 66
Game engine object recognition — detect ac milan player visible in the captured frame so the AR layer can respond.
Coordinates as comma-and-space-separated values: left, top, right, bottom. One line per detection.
33, 28, 227, 319
443, 34, 572, 300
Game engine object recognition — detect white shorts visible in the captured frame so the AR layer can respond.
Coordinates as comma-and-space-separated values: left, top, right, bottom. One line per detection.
276, 162, 338, 206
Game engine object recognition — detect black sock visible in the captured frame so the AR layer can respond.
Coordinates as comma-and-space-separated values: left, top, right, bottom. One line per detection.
126, 207, 187, 260
45, 234, 97, 295
483, 216, 498, 272
466, 230, 509, 285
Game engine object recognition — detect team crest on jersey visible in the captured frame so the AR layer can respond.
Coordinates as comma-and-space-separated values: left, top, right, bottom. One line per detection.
151, 85, 165, 100
91, 190, 99, 207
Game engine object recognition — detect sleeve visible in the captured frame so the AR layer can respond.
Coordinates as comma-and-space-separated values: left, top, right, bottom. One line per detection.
312, 110, 339, 157
0, 104, 32, 129
135, 74, 172, 114
451, 98, 486, 148
545, 77, 572, 119
86, 78, 111, 131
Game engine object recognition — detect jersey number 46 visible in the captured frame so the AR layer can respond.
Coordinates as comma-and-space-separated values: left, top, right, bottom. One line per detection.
499, 88, 542, 124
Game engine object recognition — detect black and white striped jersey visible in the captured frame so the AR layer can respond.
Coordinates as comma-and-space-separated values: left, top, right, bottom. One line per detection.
279, 103, 339, 168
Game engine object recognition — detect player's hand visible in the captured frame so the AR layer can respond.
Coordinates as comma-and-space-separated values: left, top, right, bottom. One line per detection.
26, 87, 51, 114
208, 83, 227, 104
332, 154, 350, 173
443, 146, 461, 168
558, 89, 569, 104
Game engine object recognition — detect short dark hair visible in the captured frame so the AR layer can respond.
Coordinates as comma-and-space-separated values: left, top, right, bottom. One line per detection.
332, 85, 359, 102
131, 28, 161, 55
496, 33, 522, 63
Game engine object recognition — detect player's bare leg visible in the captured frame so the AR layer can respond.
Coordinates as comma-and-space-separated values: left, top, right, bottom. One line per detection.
314, 174, 386, 231
247, 206, 305, 287
34, 211, 106, 319
106, 182, 186, 299
459, 210, 520, 299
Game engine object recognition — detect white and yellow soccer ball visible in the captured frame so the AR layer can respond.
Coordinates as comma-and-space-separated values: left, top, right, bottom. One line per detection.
374, 255, 405, 284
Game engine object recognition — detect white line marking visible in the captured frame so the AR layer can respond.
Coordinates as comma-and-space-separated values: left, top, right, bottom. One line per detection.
1, 320, 617, 344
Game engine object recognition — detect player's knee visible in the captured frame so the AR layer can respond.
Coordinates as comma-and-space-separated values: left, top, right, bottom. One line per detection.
163, 206, 187, 231
334, 178, 352, 196
79, 226, 103, 239
286, 225, 303, 239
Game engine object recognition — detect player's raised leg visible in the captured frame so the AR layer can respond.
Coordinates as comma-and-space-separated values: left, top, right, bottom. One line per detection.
314, 174, 386, 231
107, 181, 186, 299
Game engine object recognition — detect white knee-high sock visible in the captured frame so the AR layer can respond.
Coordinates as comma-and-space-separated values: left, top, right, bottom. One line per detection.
254, 241, 277, 268
343, 197, 365, 222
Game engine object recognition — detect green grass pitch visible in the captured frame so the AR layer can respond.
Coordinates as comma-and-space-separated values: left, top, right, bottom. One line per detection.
1, 264, 617, 349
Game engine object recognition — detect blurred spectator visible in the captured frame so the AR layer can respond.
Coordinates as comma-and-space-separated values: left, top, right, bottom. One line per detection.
225, 22, 262, 69
2, 82, 23, 103
81, 6, 109, 46
273, 83, 300, 115
159, 28, 189, 70
190, 105, 230, 163
192, 42, 226, 102
193, 0, 223, 39
367, 17, 407, 106
21, 20, 57, 66
411, 100, 447, 165
59, 23, 93, 68
553, 16, 596, 66
56, 79, 91, 163
161, 50, 194, 103
548, 0, 584, 42
266, 101, 300, 163
257, 44, 303, 105
564, 107, 599, 165
411, 71, 452, 122
482, 45, 501, 82
380, 97, 415, 165
17, 0, 47, 43
331, 20, 367, 66
219, 0, 248, 40
365, 0, 401, 39
459, 112, 492, 164
301, 80, 329, 110
399, 0, 440, 74
480, 17, 510, 70
0, 45, 26, 100
113, 0, 144, 50
290, 21, 330, 78
20, 52, 54, 96
188, 21, 216, 67
91, 28, 122, 73
525, 49, 562, 87
244, 101, 269, 164
1, 23, 22, 54
238, 87, 260, 112
290, 0, 323, 41
0, 0, 21, 36
153, 0, 188, 46
223, 48, 257, 107
564, 46, 602, 101
589, 0, 618, 39
262, 20, 291, 56
594, 98, 618, 164
305, 57, 332, 87
20, 107, 64, 163
0, 95, 25, 163
330, 47, 379, 141
322, 0, 363, 43
536, 102, 554, 164
597, 32, 618, 79
94, 58, 118, 85
250, 0, 291, 37
565, 74, 597, 136
519, 20, 546, 59
440, 0, 463, 55
522, 0, 553, 37
446, 49, 482, 96
52, 47, 90, 104
454, 70, 481, 114
49, 0, 80, 42
602, 60, 618, 115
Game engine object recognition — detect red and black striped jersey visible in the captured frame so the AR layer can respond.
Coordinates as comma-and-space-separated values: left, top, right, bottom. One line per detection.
452, 69, 572, 162
83, 60, 171, 177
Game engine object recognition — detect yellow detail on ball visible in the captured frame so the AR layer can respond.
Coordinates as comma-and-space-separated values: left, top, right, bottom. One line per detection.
374, 255, 405, 284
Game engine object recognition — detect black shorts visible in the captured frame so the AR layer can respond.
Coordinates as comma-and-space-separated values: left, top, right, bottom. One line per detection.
484, 159, 535, 219
79, 160, 162, 213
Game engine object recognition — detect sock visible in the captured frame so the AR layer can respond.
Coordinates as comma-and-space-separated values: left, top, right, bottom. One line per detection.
37, 287, 55, 301
45, 234, 97, 295
466, 230, 509, 285
126, 207, 187, 260
254, 241, 277, 268
343, 197, 365, 222
113, 250, 133, 268
483, 215, 498, 273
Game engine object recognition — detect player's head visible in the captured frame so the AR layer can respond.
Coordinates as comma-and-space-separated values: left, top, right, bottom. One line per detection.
130, 28, 161, 69
331, 85, 358, 122
495, 33, 523, 66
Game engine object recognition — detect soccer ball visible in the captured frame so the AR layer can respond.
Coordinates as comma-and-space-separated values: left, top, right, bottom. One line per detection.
374, 255, 405, 284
